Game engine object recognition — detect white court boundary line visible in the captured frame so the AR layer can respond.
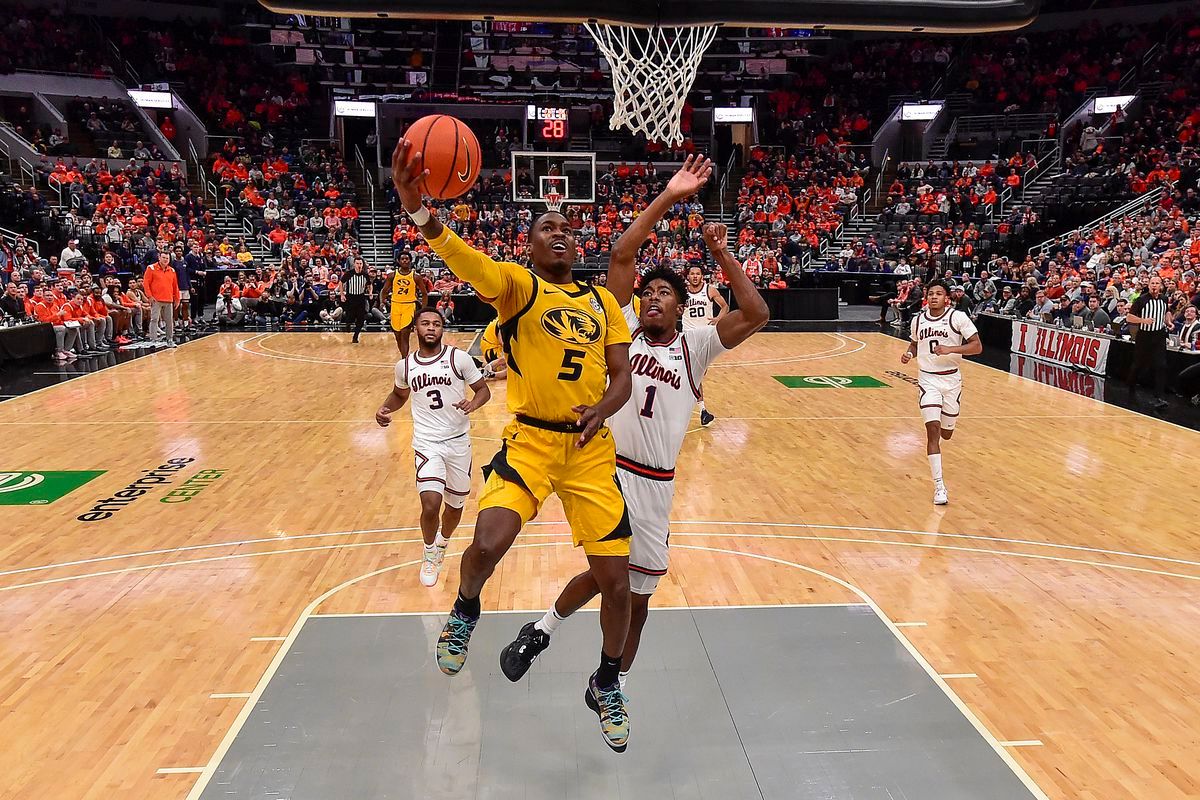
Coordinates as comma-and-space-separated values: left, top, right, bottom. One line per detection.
0, 412, 1127, 426
236, 331, 868, 370
7, 530, 1200, 593
309, 602, 866, 618
180, 543, 1048, 800
9, 516, 1200, 583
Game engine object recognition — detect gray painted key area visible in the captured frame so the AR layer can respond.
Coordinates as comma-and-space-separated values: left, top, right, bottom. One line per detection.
199, 607, 1039, 800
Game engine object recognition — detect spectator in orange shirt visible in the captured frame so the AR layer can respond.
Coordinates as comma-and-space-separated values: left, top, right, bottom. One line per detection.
63, 292, 102, 353
28, 286, 79, 361
144, 251, 181, 347
85, 285, 115, 345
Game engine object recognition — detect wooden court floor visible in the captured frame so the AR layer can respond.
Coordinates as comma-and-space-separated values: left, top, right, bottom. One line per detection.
1, 331, 1197, 800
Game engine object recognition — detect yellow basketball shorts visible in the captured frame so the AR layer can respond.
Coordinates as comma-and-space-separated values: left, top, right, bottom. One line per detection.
390, 302, 417, 332
479, 417, 631, 557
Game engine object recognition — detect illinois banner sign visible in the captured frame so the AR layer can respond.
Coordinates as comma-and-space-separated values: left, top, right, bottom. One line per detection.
1011, 320, 1110, 374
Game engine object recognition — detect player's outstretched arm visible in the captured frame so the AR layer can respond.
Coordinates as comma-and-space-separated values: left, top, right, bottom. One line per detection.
375, 384, 411, 427
607, 155, 712, 307
709, 282, 730, 324
391, 138, 507, 301
572, 343, 632, 449
704, 223, 769, 349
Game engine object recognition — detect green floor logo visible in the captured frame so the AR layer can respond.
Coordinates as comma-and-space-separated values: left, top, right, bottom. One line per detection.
0, 471, 106, 505
774, 375, 890, 389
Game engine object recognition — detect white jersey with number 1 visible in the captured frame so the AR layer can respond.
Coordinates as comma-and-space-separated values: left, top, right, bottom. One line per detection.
682, 284, 714, 330
609, 304, 727, 594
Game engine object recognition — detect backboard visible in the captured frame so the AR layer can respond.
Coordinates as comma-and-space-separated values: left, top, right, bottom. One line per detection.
258, 0, 1039, 32
510, 151, 596, 208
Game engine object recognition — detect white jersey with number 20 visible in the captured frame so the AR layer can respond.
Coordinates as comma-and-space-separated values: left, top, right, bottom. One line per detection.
395, 346, 482, 442
682, 285, 714, 330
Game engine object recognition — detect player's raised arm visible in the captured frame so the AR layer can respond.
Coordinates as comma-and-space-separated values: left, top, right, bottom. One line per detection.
709, 282, 730, 324
703, 223, 769, 348
391, 139, 509, 302
607, 155, 713, 307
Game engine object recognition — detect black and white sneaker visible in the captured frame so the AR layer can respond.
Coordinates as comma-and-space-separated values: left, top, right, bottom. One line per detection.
499, 621, 551, 682
700, 409, 715, 427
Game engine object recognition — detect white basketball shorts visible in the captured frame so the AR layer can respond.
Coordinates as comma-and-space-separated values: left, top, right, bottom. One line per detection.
617, 466, 676, 595
918, 371, 963, 430
413, 434, 472, 508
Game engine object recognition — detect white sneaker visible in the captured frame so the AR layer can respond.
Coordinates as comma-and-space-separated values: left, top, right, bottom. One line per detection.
419, 548, 441, 587
933, 483, 948, 505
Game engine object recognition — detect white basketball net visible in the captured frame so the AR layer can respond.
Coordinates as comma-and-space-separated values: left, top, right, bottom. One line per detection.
584, 23, 719, 146
544, 192, 564, 212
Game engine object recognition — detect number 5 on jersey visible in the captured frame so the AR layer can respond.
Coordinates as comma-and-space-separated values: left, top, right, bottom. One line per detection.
558, 349, 585, 381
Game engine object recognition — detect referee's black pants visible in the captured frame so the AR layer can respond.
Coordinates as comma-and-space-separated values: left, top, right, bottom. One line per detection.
1129, 329, 1168, 398
346, 294, 368, 341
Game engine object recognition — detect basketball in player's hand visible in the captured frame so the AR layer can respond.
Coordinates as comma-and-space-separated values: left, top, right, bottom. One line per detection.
401, 115, 482, 200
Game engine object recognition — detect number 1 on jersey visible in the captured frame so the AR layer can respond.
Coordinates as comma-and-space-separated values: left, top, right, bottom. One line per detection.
639, 385, 656, 418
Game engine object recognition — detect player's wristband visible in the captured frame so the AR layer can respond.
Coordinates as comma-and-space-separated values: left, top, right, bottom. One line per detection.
407, 205, 431, 226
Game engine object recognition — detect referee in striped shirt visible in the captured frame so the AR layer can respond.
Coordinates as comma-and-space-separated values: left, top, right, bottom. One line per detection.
342, 256, 371, 344
1127, 275, 1173, 408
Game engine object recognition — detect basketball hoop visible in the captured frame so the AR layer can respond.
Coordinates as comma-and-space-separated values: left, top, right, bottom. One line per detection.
584, 22, 719, 146
543, 191, 564, 213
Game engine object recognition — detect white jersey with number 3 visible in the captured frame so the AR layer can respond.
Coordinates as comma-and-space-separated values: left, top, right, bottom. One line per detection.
609, 305, 727, 470
395, 346, 482, 442
682, 285, 714, 330
911, 308, 978, 373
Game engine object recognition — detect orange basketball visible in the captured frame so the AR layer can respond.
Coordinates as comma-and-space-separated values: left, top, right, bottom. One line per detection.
403, 114, 482, 200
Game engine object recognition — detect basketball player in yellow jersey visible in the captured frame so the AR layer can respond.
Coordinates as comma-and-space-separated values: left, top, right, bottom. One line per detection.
382, 251, 426, 357
478, 317, 507, 380
393, 138, 635, 752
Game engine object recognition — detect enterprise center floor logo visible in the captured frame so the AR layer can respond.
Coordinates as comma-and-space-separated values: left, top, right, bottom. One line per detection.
774, 375, 890, 389
77, 458, 227, 522
0, 471, 106, 505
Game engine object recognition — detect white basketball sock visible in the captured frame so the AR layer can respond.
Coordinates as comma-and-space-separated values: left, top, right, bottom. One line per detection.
434, 533, 449, 549
928, 454, 943, 485
534, 608, 566, 636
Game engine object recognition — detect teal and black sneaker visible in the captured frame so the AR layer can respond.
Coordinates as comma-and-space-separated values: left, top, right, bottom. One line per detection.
436, 608, 479, 675
584, 671, 630, 752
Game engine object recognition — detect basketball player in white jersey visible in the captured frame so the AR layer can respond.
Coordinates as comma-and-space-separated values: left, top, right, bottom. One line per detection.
683, 265, 728, 425
376, 308, 491, 585
901, 280, 982, 505
498, 157, 769, 693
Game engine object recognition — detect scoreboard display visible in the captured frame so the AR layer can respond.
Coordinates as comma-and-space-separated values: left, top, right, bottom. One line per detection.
528, 106, 570, 142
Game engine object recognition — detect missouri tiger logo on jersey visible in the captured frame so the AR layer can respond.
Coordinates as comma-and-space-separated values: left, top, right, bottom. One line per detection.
541, 307, 603, 345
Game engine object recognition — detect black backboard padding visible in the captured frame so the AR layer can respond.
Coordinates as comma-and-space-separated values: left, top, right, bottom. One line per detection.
259, 0, 1038, 32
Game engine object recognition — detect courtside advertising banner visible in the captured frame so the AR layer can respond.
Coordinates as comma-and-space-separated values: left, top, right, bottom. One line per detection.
1011, 319, 1110, 374
1010, 354, 1105, 400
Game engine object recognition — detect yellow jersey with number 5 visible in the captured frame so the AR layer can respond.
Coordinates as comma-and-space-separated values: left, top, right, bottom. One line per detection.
426, 228, 630, 424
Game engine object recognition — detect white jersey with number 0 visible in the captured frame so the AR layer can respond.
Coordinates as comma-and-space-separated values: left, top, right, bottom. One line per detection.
911, 308, 978, 373
682, 285, 714, 330
395, 346, 483, 442
610, 305, 727, 470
